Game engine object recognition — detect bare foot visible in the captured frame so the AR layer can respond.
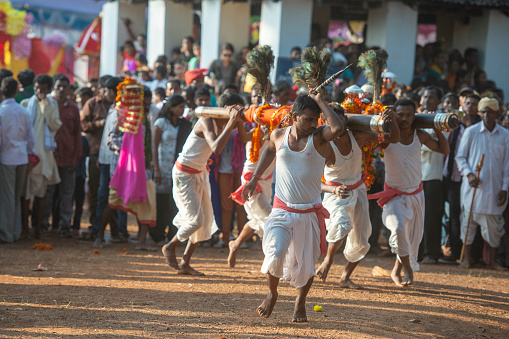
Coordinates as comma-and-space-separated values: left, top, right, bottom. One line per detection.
92, 238, 103, 249
316, 258, 332, 282
256, 291, 278, 318
459, 260, 472, 269
228, 241, 238, 268
339, 278, 363, 289
162, 243, 179, 270
391, 270, 404, 287
402, 271, 414, 286
292, 301, 307, 323
488, 263, 509, 271
177, 264, 205, 276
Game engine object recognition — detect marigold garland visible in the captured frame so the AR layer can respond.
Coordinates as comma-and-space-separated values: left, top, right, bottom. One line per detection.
360, 101, 385, 189
31, 243, 53, 250
116, 78, 144, 134
249, 104, 272, 162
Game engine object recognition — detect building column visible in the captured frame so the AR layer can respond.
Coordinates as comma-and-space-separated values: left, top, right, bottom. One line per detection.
366, 1, 418, 87
146, 0, 194, 67
201, 0, 250, 69
259, 0, 313, 83
100, 1, 146, 76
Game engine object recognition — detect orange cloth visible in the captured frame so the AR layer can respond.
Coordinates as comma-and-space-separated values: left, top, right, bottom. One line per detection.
184, 69, 206, 86
367, 182, 423, 208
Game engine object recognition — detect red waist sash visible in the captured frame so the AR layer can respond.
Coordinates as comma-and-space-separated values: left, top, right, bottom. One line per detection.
230, 171, 273, 205
367, 182, 423, 208
175, 159, 212, 174
273, 195, 330, 255
324, 172, 367, 190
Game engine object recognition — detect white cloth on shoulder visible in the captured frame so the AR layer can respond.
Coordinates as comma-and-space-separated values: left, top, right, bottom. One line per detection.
27, 95, 57, 151
172, 167, 218, 244
261, 199, 322, 288
323, 184, 371, 263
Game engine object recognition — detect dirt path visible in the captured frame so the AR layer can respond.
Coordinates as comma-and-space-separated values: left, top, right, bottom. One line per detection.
1, 233, 508, 338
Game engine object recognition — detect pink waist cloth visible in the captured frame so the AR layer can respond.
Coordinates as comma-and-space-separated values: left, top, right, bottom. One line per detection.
367, 182, 424, 208
230, 171, 273, 205
109, 127, 147, 208
324, 172, 367, 190
273, 195, 330, 256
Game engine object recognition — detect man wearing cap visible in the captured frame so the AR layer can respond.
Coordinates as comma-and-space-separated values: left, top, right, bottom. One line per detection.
456, 98, 509, 271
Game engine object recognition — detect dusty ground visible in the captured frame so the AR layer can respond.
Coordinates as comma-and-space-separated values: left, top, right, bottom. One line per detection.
1, 225, 508, 339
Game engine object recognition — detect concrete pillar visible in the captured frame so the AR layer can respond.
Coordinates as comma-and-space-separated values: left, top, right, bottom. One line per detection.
483, 10, 509, 98
259, 0, 313, 82
100, 1, 146, 76
201, 0, 250, 69
146, 0, 194, 67
366, 1, 418, 87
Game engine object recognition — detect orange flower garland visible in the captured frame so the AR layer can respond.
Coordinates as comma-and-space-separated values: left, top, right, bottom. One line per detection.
361, 101, 385, 189
249, 104, 273, 162
116, 77, 144, 134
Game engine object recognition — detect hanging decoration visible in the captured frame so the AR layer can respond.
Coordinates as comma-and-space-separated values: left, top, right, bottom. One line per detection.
116, 78, 144, 135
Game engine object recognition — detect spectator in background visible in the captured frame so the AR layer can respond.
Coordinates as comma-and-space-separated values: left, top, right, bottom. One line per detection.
154, 55, 167, 70
137, 70, 152, 87
43, 74, 82, 238
272, 80, 292, 106
0, 77, 35, 242
151, 95, 192, 245
80, 75, 112, 232
15, 69, 35, 103
188, 42, 201, 71
206, 43, 239, 88
75, 87, 94, 111
153, 87, 166, 109
72, 135, 89, 237
122, 41, 137, 74
150, 66, 168, 92
166, 79, 182, 97
21, 74, 62, 239
380, 93, 397, 107
289, 46, 302, 62
173, 62, 187, 82
87, 78, 99, 96
180, 36, 195, 64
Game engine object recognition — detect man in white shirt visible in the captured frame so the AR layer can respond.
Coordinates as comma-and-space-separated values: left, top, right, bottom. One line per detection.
456, 97, 509, 271
419, 86, 448, 264
0, 77, 35, 242
149, 66, 168, 92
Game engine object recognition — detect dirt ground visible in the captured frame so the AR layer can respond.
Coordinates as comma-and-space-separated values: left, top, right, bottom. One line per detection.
1, 223, 508, 339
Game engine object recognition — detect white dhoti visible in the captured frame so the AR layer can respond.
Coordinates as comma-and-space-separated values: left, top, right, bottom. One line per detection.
261, 202, 321, 288
382, 191, 425, 272
461, 210, 505, 248
172, 167, 218, 244
242, 174, 272, 237
323, 184, 371, 263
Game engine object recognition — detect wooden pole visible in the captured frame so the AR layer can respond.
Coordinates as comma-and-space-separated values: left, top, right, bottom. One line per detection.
459, 154, 485, 263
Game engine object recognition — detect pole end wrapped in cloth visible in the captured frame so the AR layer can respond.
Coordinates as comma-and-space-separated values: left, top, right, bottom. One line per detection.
273, 196, 330, 255
414, 113, 459, 131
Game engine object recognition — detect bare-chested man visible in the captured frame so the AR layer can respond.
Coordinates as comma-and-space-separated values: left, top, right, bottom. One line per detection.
162, 92, 244, 276
242, 91, 344, 322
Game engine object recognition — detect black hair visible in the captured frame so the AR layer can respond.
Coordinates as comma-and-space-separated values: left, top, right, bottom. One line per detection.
123, 40, 135, 49
273, 80, 291, 93
156, 55, 167, 64
223, 84, 238, 94
136, 53, 148, 65
394, 98, 416, 112
217, 92, 244, 108
17, 69, 35, 87
442, 92, 459, 104
182, 85, 196, 100
167, 79, 181, 90
195, 87, 210, 98
465, 93, 481, 102
104, 77, 122, 91
291, 46, 302, 54
99, 75, 112, 88
184, 36, 194, 44
292, 94, 321, 116
155, 65, 167, 78
0, 69, 13, 84
53, 73, 70, 85
1, 77, 18, 98
34, 74, 53, 89
424, 85, 443, 101
76, 86, 94, 99
380, 93, 397, 106
221, 42, 234, 53
158, 94, 186, 121
464, 47, 478, 58
154, 87, 166, 99
143, 86, 152, 100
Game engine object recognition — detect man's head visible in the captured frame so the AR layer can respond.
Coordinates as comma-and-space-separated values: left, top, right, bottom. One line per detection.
153, 87, 166, 105
394, 98, 416, 130
0, 69, 13, 85
273, 80, 292, 106
52, 74, 70, 102
75, 87, 94, 109
420, 86, 442, 112
123, 40, 136, 56
195, 87, 211, 107
103, 77, 122, 103
166, 80, 182, 97
137, 34, 146, 49
441, 93, 459, 113
182, 36, 194, 53
222, 84, 238, 95
380, 93, 397, 106
17, 69, 35, 88
98, 75, 112, 98
218, 92, 244, 108
1, 77, 18, 99
464, 48, 478, 68
87, 78, 99, 96
155, 65, 167, 80
173, 62, 186, 80
34, 74, 53, 99
290, 47, 302, 61
462, 94, 481, 117
478, 97, 499, 130
143, 86, 152, 110
291, 94, 322, 136
220, 43, 234, 63
182, 85, 196, 108
251, 85, 261, 105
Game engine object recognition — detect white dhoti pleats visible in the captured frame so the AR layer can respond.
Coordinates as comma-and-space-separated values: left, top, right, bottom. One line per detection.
382, 191, 425, 272
323, 184, 371, 263
261, 208, 321, 288
243, 175, 272, 237
461, 210, 505, 248
172, 167, 218, 244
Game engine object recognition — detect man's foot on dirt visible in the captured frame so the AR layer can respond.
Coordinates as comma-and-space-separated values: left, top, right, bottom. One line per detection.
256, 291, 278, 318
162, 243, 179, 269
228, 241, 238, 268
177, 264, 205, 276
292, 301, 307, 323
339, 278, 363, 289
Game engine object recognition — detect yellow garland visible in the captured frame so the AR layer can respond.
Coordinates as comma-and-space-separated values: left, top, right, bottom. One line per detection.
116, 78, 144, 134
0, 2, 27, 36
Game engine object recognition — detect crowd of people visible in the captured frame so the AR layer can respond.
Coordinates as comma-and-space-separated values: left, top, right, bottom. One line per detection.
0, 34, 508, 314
